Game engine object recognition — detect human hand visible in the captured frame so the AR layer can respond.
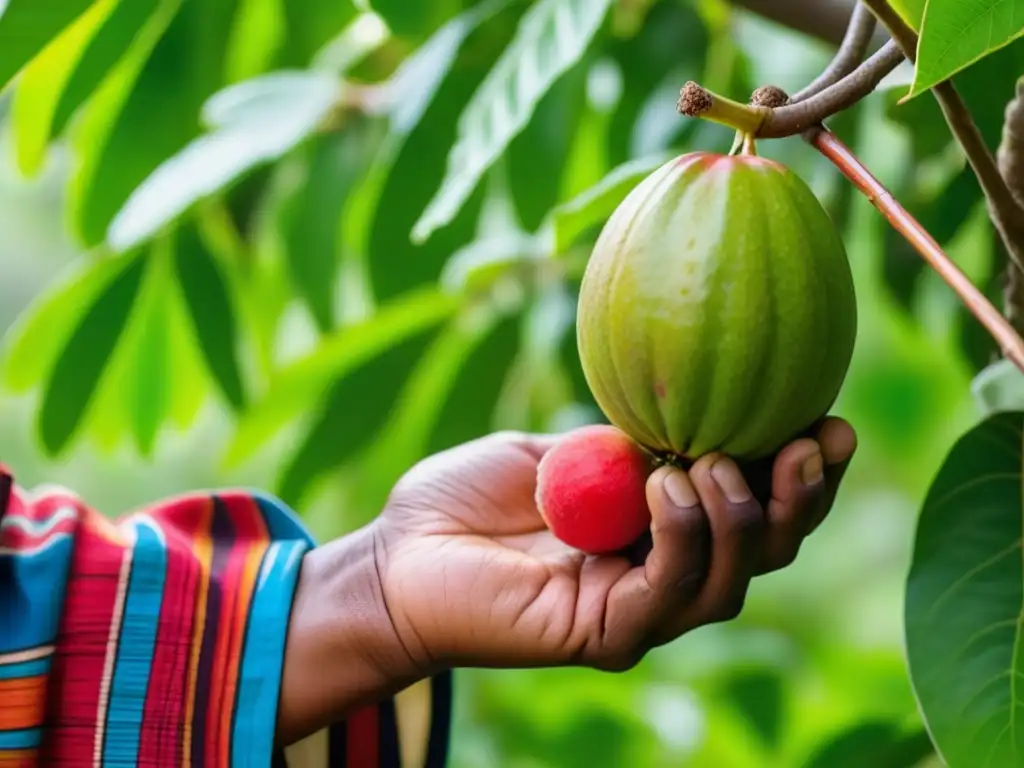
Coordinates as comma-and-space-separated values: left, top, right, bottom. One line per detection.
371, 418, 857, 677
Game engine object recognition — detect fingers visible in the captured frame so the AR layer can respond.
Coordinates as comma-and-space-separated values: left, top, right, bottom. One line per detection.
599, 467, 709, 664
680, 454, 764, 630
757, 417, 857, 573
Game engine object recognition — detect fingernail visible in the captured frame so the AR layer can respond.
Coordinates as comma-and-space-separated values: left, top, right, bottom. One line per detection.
801, 452, 824, 486
711, 459, 752, 504
663, 470, 699, 509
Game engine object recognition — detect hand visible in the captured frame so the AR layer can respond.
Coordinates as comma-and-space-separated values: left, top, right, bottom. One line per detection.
372, 418, 857, 676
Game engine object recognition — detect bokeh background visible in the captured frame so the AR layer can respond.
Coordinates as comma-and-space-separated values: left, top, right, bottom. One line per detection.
0, 1, 1007, 765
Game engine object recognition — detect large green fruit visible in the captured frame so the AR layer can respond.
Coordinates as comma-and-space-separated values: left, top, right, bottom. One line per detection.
576, 151, 857, 461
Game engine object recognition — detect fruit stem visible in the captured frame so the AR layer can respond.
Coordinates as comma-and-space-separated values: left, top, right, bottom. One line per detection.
809, 126, 1024, 373
677, 82, 769, 135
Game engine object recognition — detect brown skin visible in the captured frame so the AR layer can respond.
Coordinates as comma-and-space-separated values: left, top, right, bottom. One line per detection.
276, 417, 858, 746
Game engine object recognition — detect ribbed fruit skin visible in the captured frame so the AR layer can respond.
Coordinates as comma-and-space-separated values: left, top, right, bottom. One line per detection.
577, 151, 858, 461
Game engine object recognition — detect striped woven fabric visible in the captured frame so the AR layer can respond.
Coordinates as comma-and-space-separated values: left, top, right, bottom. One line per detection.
0, 464, 451, 768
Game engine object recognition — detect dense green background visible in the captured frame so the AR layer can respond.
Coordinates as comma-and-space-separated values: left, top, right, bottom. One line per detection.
1, 0, 1022, 765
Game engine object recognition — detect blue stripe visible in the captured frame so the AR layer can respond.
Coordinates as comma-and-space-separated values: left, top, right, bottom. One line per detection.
232, 539, 308, 768
0, 657, 51, 680
102, 520, 167, 767
0, 728, 42, 749
0, 535, 73, 652
252, 494, 315, 545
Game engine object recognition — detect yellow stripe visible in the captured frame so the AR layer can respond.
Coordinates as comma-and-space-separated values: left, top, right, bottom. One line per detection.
396, 678, 433, 768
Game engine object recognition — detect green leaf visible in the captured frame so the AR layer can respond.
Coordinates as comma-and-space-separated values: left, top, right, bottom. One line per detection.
506, 58, 589, 232
225, 287, 461, 466
172, 221, 246, 410
802, 720, 934, 768
0, 0, 94, 92
277, 326, 440, 506
277, 118, 382, 331
908, 0, 1024, 97
412, 0, 615, 244
278, 0, 358, 66
1, 255, 130, 393
604, 0, 708, 167
9, 0, 118, 176
888, 0, 927, 29
37, 251, 148, 456
369, 0, 461, 39
363, 0, 521, 301
439, 232, 548, 294
56, 0, 171, 139
972, 359, 1024, 416
905, 411, 1024, 768
544, 153, 669, 253
107, 70, 340, 251
69, 0, 239, 247
426, 308, 522, 453
121, 244, 174, 455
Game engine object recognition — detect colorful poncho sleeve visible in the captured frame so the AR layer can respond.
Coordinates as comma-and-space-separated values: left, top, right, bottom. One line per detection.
0, 464, 452, 768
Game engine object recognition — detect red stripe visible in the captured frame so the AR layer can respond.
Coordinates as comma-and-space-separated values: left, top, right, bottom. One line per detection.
204, 496, 269, 767
40, 512, 127, 765
346, 705, 380, 768
136, 498, 209, 767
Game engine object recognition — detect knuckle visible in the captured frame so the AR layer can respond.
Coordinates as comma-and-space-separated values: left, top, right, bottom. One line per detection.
710, 592, 747, 623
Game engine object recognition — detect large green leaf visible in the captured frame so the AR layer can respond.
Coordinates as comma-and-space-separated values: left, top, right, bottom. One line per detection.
276, 326, 439, 506
172, 221, 246, 410
225, 287, 462, 466
9, 0, 118, 176
36, 251, 148, 456
107, 70, 340, 251
542, 153, 669, 254
54, 0, 170, 137
909, 0, 1024, 97
69, 0, 239, 247
802, 721, 934, 768
1, 255, 131, 392
412, 0, 614, 244
120, 244, 174, 455
905, 411, 1024, 768
506, 55, 589, 232
0, 0, 94, 92
363, 0, 521, 301
276, 118, 382, 331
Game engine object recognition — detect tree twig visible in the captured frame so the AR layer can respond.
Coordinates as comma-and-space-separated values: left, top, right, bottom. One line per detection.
677, 40, 904, 138
860, 0, 1024, 273
809, 127, 1024, 372
790, 2, 877, 103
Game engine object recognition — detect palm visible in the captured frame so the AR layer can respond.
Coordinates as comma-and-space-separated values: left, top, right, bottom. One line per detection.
379, 435, 633, 668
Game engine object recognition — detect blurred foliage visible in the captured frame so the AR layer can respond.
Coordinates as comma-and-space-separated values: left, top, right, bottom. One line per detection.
1, 0, 1024, 765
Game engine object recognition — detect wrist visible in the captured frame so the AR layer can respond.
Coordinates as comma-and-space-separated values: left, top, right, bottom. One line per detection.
275, 523, 428, 747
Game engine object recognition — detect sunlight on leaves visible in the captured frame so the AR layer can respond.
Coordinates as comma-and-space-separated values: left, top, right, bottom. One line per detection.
107, 70, 342, 251
908, 0, 1024, 97
412, 0, 614, 244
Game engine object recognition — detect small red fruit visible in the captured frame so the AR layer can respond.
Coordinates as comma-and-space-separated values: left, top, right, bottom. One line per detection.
535, 425, 654, 555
